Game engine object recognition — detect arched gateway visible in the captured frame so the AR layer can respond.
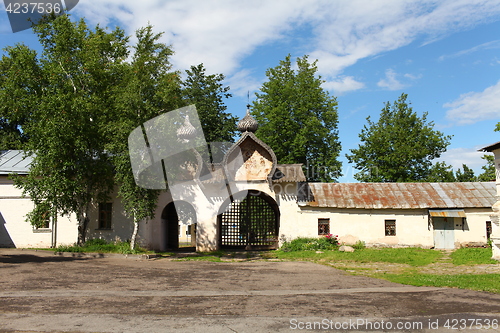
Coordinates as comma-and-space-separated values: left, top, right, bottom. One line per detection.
218, 190, 280, 250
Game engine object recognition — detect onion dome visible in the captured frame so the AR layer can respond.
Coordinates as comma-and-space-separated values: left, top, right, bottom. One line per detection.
237, 104, 258, 133
177, 115, 196, 141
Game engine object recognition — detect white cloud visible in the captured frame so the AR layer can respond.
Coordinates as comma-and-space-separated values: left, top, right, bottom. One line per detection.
74, 0, 310, 75
324, 76, 365, 95
70, 0, 500, 86
377, 69, 405, 90
437, 147, 492, 173
225, 69, 263, 98
444, 81, 500, 125
439, 39, 500, 61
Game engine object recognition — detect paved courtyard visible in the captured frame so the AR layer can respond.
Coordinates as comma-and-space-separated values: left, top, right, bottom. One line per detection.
0, 249, 499, 332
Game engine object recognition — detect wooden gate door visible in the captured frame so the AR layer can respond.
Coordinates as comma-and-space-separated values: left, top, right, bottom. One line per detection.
219, 191, 279, 250
433, 217, 455, 249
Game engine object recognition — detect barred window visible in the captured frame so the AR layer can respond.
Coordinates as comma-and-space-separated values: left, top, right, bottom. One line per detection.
486, 221, 492, 240
98, 203, 113, 229
385, 220, 396, 236
318, 218, 330, 235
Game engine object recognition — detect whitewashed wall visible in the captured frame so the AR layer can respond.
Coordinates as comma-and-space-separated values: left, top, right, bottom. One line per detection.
0, 178, 78, 248
282, 205, 491, 249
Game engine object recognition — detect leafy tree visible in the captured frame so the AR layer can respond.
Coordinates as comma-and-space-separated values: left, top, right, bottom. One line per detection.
478, 154, 495, 181
252, 54, 342, 182
0, 44, 42, 149
181, 63, 237, 143
426, 162, 456, 182
346, 93, 452, 182
12, 14, 128, 244
108, 26, 183, 250
455, 164, 476, 182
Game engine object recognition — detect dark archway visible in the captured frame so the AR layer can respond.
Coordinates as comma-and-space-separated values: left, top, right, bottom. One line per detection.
161, 201, 196, 250
218, 190, 280, 250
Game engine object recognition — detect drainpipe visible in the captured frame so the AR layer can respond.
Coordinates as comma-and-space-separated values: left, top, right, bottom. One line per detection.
490, 150, 500, 260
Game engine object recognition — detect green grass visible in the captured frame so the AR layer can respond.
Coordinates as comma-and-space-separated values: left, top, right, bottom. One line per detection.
451, 247, 498, 265
54, 238, 150, 255
272, 247, 442, 266
379, 273, 500, 294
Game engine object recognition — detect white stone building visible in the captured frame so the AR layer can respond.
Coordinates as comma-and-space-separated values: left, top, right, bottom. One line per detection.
0, 113, 498, 255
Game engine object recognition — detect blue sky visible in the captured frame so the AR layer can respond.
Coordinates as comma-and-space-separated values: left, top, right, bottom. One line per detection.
1, 0, 499, 182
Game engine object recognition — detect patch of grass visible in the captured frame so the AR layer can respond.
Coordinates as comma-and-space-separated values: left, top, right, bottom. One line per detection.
379, 273, 500, 294
273, 247, 442, 267
54, 239, 149, 255
451, 247, 498, 265
175, 255, 223, 262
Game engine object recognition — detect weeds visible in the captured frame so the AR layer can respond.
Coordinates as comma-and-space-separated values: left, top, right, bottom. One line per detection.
54, 238, 148, 254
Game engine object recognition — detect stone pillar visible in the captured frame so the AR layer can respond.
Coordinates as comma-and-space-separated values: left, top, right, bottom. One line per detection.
489, 147, 500, 260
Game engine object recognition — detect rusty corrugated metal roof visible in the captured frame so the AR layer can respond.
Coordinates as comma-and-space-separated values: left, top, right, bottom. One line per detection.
273, 164, 306, 183
303, 182, 496, 209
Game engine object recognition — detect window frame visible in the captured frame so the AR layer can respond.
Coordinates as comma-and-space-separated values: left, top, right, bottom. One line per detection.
98, 202, 113, 230
385, 219, 396, 236
318, 218, 330, 236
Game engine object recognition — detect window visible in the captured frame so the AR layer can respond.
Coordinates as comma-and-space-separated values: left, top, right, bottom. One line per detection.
98, 203, 112, 229
33, 211, 51, 233
318, 218, 330, 235
385, 220, 396, 236
486, 221, 492, 240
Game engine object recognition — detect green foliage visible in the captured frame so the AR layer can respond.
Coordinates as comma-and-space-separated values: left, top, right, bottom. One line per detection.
181, 63, 237, 143
54, 239, 147, 254
105, 25, 182, 249
275, 247, 441, 266
478, 154, 495, 181
426, 162, 456, 182
451, 247, 497, 265
10, 15, 127, 243
280, 236, 339, 252
252, 54, 342, 182
346, 93, 452, 182
0, 44, 40, 149
352, 240, 366, 250
455, 164, 477, 182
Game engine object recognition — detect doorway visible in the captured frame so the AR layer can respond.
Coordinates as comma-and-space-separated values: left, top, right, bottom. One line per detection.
433, 217, 455, 249
218, 190, 279, 250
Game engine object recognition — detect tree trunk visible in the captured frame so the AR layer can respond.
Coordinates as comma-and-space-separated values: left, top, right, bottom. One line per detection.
130, 213, 139, 250
77, 211, 90, 245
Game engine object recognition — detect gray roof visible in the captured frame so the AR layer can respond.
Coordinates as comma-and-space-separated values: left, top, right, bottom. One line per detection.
301, 182, 497, 209
273, 164, 306, 183
479, 141, 500, 152
0, 150, 33, 175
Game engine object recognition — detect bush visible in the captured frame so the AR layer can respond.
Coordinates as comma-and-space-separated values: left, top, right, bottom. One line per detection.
85, 238, 108, 246
280, 235, 339, 252
352, 240, 366, 250
54, 239, 146, 254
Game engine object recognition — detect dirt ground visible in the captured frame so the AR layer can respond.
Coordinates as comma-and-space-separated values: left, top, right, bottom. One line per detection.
0, 249, 499, 333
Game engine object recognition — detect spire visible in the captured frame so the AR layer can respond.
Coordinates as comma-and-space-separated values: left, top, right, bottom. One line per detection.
237, 104, 258, 133
177, 114, 197, 141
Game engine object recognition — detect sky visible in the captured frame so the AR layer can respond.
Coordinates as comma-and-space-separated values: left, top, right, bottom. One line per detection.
1, 0, 499, 182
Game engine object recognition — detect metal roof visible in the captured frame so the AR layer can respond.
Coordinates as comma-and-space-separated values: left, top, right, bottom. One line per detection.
0, 150, 33, 175
301, 182, 497, 209
273, 164, 306, 183
479, 141, 500, 152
